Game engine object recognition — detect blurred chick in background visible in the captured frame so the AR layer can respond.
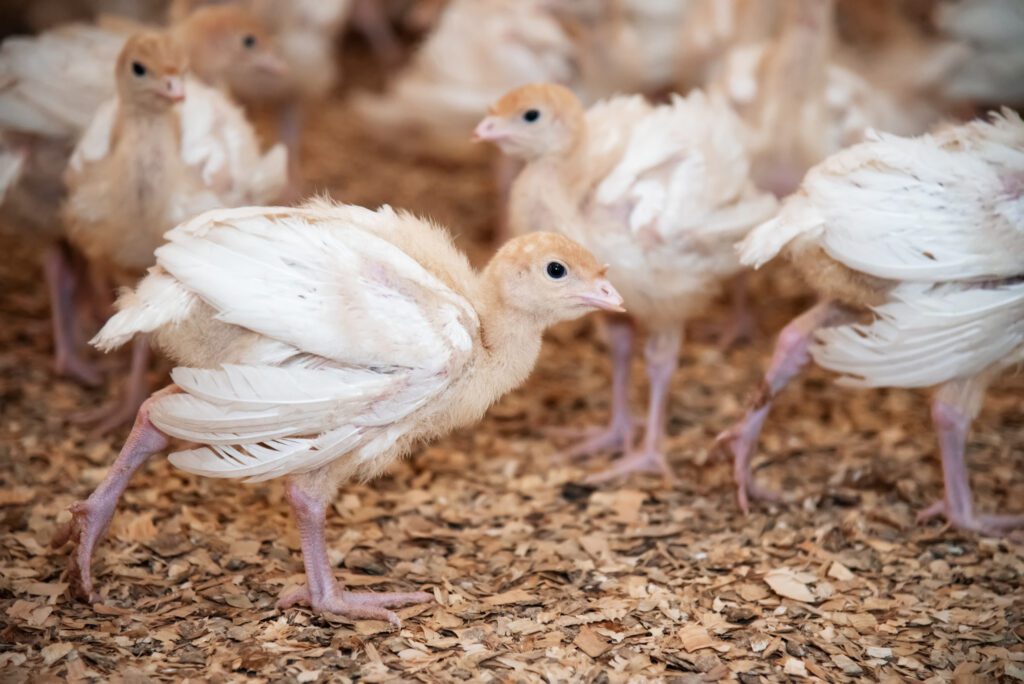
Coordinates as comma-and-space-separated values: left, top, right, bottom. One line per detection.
0, 5, 288, 388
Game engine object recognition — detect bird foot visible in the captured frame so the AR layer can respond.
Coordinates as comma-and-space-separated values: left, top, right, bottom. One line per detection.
54, 353, 104, 388
584, 449, 675, 486
278, 584, 432, 628
52, 499, 113, 603
70, 395, 145, 437
916, 501, 1024, 537
546, 420, 635, 463
712, 424, 780, 514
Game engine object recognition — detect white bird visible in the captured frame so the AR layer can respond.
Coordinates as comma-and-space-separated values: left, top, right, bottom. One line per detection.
54, 200, 624, 622
63, 30, 287, 434
715, 110, 1024, 535
475, 84, 777, 482
354, 0, 578, 151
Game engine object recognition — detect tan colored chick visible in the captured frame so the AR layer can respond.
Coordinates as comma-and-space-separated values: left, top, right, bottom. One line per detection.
63, 31, 287, 434
54, 201, 624, 622
475, 84, 777, 483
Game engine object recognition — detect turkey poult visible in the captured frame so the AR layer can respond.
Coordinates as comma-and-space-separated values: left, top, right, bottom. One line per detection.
54, 201, 624, 624
714, 111, 1024, 535
0, 5, 288, 388
63, 31, 287, 434
475, 84, 777, 483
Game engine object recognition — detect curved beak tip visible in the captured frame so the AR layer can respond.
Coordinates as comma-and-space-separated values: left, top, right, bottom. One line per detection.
580, 279, 625, 313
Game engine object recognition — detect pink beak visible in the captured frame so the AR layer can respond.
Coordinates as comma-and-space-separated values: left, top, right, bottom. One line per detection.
472, 116, 506, 143
161, 75, 185, 102
576, 278, 625, 313
254, 51, 290, 77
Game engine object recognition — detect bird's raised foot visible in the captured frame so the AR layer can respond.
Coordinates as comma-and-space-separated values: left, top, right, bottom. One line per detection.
277, 585, 433, 628
712, 424, 780, 514
52, 500, 112, 603
546, 419, 635, 463
55, 354, 104, 388
584, 449, 675, 486
917, 501, 1024, 537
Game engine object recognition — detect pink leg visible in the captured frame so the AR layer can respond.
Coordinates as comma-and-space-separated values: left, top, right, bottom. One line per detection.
52, 385, 178, 602
44, 243, 102, 387
278, 103, 305, 204
718, 272, 756, 350
713, 301, 853, 513
917, 390, 1024, 536
552, 317, 635, 461
586, 327, 680, 485
277, 478, 432, 627
72, 334, 151, 436
351, 0, 403, 66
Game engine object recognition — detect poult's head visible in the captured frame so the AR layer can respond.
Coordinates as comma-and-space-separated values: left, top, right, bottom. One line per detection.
181, 6, 289, 100
116, 32, 187, 110
474, 83, 585, 160
486, 232, 624, 326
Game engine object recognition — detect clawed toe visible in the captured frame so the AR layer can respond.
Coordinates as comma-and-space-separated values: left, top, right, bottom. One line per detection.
584, 450, 674, 486
916, 502, 1024, 537
278, 585, 433, 628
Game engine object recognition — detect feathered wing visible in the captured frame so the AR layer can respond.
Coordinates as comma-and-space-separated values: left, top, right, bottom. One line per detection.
142, 204, 479, 482
178, 79, 288, 205
813, 281, 1024, 388
0, 24, 125, 139
740, 111, 1024, 275
593, 91, 777, 246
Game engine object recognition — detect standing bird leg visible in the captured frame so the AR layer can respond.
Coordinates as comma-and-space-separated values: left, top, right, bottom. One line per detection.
917, 376, 1024, 536
53, 385, 179, 602
718, 272, 756, 349
586, 326, 681, 484
278, 102, 306, 203
44, 241, 102, 387
277, 477, 432, 626
552, 315, 635, 461
713, 301, 855, 512
71, 333, 152, 436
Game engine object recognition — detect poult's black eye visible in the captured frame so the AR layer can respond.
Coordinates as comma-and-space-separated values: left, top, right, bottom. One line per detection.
523, 109, 540, 123
131, 61, 147, 77
546, 261, 567, 279
242, 34, 257, 49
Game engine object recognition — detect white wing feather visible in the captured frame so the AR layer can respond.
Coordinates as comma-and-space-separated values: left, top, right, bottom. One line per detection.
137, 205, 479, 481
813, 281, 1024, 388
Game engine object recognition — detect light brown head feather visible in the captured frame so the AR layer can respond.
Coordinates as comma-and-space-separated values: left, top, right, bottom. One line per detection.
476, 83, 586, 160
115, 31, 187, 110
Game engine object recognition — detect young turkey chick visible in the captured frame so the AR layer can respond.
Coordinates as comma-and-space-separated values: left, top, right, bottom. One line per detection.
475, 84, 777, 482
54, 201, 624, 620
354, 0, 578, 153
0, 6, 288, 386
63, 31, 287, 434
714, 111, 1024, 534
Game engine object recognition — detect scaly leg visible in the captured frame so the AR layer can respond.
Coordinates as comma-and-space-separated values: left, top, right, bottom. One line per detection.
586, 327, 681, 485
917, 379, 1024, 536
552, 316, 635, 461
53, 385, 179, 602
44, 242, 102, 387
713, 301, 853, 513
72, 334, 151, 436
277, 478, 432, 627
